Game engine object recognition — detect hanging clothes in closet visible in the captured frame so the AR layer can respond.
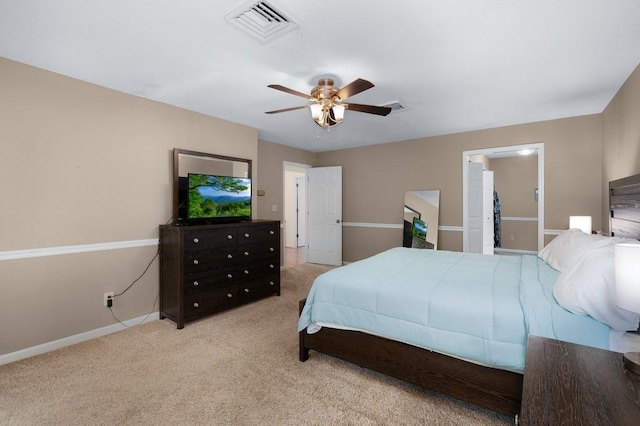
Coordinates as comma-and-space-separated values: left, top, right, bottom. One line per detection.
494, 186, 502, 248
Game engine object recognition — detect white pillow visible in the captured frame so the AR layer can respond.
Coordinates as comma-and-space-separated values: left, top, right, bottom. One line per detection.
538, 228, 637, 272
538, 229, 612, 271
552, 244, 640, 331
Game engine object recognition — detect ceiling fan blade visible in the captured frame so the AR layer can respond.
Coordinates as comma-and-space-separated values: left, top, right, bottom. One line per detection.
267, 84, 312, 100
265, 105, 309, 114
335, 78, 375, 100
345, 103, 392, 116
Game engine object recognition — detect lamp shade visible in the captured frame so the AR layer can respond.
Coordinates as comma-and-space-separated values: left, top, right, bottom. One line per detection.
569, 216, 592, 234
309, 103, 323, 120
332, 104, 345, 121
615, 243, 640, 313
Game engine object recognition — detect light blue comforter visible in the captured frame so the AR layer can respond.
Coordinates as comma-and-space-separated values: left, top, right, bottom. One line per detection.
298, 247, 610, 372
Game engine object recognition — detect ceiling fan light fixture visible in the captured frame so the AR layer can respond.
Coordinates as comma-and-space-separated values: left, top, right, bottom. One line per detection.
266, 77, 391, 131
312, 104, 342, 128
332, 104, 345, 121
309, 103, 323, 120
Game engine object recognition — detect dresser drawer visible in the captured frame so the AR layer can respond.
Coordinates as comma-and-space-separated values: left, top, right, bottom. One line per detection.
183, 228, 238, 249
237, 224, 278, 244
238, 275, 280, 302
184, 286, 237, 321
236, 242, 278, 262
184, 247, 242, 272
185, 267, 242, 288
236, 260, 278, 280
183, 271, 240, 295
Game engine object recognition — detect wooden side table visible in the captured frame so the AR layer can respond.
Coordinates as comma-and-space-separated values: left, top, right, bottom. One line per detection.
520, 335, 640, 425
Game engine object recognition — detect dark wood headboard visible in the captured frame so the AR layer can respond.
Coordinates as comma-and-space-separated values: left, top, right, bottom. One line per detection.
609, 174, 640, 238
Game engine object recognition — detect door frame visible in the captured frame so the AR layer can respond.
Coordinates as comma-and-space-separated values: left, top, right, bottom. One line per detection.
293, 175, 306, 247
462, 142, 545, 252
283, 161, 311, 261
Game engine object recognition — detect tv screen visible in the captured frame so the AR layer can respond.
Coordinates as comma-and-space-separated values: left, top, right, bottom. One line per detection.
412, 217, 427, 241
187, 173, 251, 222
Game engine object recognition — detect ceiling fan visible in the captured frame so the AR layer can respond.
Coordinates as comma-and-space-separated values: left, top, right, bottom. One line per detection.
265, 78, 392, 128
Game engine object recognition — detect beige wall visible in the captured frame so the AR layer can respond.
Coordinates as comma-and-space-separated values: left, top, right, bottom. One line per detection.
316, 115, 603, 261
0, 58, 258, 356
602, 64, 640, 234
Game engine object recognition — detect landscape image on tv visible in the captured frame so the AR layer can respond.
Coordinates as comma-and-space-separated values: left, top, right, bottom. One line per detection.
412, 217, 427, 241
187, 173, 251, 219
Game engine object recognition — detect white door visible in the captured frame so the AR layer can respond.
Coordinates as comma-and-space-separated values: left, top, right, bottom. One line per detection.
482, 170, 495, 255
307, 166, 342, 265
468, 162, 483, 253
468, 163, 495, 254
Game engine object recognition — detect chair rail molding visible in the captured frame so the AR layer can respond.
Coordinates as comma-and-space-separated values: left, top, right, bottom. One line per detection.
0, 239, 159, 261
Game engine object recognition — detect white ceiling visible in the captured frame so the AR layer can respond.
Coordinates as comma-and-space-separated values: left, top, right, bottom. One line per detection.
1, 0, 639, 153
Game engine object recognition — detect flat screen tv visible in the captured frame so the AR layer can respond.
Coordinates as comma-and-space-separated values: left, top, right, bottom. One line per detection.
186, 173, 251, 223
412, 217, 427, 241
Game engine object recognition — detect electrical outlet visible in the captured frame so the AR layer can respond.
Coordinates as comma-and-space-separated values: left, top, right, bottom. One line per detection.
104, 292, 114, 307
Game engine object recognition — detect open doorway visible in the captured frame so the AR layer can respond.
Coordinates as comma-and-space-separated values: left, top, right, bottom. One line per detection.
462, 143, 545, 254
283, 162, 310, 267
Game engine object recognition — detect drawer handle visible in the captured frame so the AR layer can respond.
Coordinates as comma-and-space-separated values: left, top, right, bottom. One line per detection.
227, 274, 233, 279
227, 254, 233, 259
193, 281, 199, 286
244, 288, 250, 293
269, 247, 274, 252
244, 233, 250, 238
193, 237, 199, 243
193, 259, 199, 265
270, 230, 275, 235
227, 293, 233, 298
244, 251, 249, 256
227, 234, 233, 240
269, 281, 274, 286
244, 270, 249, 275
193, 302, 199, 308
270, 264, 275, 269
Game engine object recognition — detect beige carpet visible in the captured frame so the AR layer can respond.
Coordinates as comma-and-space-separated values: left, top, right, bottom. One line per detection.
0, 263, 509, 425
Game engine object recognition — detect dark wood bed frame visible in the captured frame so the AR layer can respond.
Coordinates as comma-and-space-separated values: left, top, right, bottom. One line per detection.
298, 300, 523, 416
298, 173, 640, 419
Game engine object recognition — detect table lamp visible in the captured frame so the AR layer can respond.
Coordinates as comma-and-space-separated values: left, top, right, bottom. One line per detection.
615, 242, 640, 374
569, 216, 592, 234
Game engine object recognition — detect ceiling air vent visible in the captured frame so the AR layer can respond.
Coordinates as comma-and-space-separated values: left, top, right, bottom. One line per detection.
225, 1, 298, 43
382, 101, 406, 114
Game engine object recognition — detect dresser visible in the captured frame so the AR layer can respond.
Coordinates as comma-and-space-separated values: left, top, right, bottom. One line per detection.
520, 335, 640, 425
159, 220, 280, 329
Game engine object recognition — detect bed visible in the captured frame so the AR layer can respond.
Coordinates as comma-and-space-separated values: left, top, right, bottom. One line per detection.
297, 174, 640, 417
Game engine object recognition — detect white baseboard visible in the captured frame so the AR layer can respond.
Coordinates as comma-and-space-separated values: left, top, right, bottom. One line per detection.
0, 312, 160, 366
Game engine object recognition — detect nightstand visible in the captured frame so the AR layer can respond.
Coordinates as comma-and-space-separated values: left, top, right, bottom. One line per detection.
520, 335, 640, 425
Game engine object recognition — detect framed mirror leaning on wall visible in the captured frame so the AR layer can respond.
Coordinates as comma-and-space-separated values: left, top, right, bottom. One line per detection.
403, 190, 440, 250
